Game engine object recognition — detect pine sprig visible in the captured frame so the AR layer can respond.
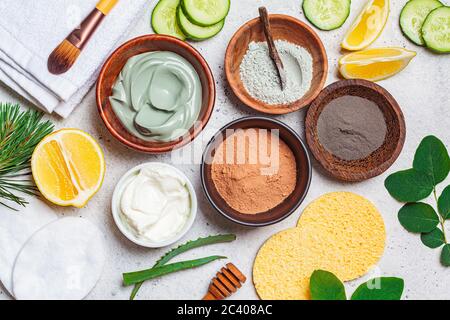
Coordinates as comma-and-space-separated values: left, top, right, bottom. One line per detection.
0, 103, 54, 209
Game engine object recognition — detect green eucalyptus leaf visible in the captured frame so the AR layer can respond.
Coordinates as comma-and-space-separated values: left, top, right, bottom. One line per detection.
351, 277, 404, 300
310, 270, 346, 300
438, 186, 450, 220
441, 244, 450, 267
398, 202, 440, 233
413, 136, 450, 186
385, 169, 434, 202
421, 228, 445, 248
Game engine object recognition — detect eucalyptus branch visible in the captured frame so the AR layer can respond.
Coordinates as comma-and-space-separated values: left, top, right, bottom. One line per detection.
433, 188, 448, 244
385, 135, 450, 267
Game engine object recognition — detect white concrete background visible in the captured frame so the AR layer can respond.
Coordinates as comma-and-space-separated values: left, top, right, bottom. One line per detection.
0, 0, 449, 300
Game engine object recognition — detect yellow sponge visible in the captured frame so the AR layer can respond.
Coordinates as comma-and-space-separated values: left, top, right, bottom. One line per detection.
253, 192, 386, 300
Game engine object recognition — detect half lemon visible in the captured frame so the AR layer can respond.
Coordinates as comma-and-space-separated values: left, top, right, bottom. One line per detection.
339, 47, 416, 81
342, 0, 390, 51
31, 129, 105, 208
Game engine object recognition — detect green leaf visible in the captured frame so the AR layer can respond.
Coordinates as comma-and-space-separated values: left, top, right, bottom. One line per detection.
441, 244, 450, 267
351, 277, 404, 300
154, 234, 235, 267
421, 228, 445, 248
413, 136, 450, 186
310, 270, 346, 300
130, 234, 236, 299
385, 169, 434, 202
123, 256, 226, 286
398, 202, 440, 233
438, 186, 450, 220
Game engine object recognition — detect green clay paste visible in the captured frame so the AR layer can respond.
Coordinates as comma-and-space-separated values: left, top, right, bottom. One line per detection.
109, 51, 202, 142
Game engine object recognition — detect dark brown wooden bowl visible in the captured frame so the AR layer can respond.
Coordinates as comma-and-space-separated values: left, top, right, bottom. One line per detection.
201, 117, 312, 227
225, 14, 328, 115
305, 79, 406, 182
96, 35, 215, 153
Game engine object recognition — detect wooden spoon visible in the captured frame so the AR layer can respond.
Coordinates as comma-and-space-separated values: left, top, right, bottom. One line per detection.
258, 7, 287, 90
202, 263, 246, 300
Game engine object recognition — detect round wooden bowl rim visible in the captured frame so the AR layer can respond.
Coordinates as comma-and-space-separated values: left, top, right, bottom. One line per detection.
96, 34, 216, 154
200, 116, 312, 227
225, 14, 328, 115
305, 79, 406, 182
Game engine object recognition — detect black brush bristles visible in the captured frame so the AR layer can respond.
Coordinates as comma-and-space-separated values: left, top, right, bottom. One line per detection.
47, 39, 80, 75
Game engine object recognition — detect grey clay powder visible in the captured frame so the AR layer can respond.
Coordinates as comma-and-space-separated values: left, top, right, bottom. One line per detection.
317, 95, 387, 161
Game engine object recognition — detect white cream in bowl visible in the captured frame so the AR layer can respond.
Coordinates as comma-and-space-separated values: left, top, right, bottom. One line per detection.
112, 163, 197, 248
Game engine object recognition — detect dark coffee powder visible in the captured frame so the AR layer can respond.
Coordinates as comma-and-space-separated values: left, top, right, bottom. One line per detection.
317, 95, 387, 161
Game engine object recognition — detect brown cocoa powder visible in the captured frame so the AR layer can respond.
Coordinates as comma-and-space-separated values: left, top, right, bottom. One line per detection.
211, 128, 297, 215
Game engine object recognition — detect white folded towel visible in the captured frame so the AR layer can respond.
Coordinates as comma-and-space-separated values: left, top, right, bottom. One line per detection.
0, 0, 149, 117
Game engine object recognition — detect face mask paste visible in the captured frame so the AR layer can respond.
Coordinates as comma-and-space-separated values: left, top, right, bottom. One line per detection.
109, 51, 202, 142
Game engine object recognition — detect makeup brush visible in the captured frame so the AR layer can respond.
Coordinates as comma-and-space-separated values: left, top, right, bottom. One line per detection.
48, 0, 119, 75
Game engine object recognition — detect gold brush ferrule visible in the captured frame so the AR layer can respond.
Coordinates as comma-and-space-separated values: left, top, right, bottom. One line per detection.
67, 9, 105, 50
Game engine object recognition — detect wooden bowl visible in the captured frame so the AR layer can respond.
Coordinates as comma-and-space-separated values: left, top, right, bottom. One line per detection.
305, 79, 406, 182
96, 35, 215, 153
201, 117, 312, 227
225, 14, 328, 115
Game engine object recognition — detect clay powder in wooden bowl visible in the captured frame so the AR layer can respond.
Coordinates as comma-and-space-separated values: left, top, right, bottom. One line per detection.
225, 14, 328, 114
211, 128, 297, 215
201, 117, 312, 227
305, 79, 406, 182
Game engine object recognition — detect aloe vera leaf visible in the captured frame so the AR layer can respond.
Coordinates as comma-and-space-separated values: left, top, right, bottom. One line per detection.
123, 256, 226, 286
130, 234, 236, 299
155, 234, 236, 266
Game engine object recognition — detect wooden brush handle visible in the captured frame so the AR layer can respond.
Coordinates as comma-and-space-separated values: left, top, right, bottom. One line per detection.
258, 7, 287, 89
259, 7, 279, 63
96, 0, 119, 15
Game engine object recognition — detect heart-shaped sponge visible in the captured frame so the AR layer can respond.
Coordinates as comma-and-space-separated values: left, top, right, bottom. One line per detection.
253, 192, 386, 300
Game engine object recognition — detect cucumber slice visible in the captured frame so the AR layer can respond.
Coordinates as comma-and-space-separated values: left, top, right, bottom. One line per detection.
177, 6, 225, 40
303, 0, 351, 31
181, 0, 230, 26
422, 6, 450, 52
400, 0, 443, 46
152, 0, 187, 40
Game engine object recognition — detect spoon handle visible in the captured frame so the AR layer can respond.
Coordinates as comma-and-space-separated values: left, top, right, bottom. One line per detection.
259, 7, 287, 90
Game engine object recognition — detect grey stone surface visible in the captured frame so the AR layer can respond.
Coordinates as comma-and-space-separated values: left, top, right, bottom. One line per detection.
0, 0, 449, 300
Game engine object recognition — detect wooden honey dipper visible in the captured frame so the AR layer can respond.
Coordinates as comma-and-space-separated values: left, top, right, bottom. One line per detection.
203, 263, 246, 300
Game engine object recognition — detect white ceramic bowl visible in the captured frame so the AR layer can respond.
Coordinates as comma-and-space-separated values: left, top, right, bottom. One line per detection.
111, 162, 197, 248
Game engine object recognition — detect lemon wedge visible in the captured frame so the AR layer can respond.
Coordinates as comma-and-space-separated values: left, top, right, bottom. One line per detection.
342, 0, 390, 51
339, 47, 416, 81
31, 129, 105, 208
